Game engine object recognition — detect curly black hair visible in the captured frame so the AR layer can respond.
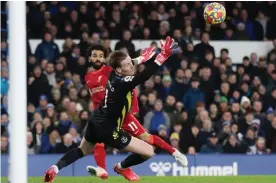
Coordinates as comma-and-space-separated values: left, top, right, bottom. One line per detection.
86, 44, 106, 59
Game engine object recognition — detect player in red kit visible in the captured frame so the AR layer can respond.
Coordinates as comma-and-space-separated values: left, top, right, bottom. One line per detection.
84, 45, 188, 181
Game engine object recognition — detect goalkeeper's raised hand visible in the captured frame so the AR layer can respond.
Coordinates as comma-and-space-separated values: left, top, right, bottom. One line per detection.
132, 46, 156, 65
155, 36, 180, 66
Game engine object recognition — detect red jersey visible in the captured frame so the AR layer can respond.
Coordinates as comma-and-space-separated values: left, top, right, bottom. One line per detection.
84, 65, 139, 113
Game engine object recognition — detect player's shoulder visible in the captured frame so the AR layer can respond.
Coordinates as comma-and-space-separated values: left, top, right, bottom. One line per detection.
86, 66, 107, 77
103, 65, 113, 72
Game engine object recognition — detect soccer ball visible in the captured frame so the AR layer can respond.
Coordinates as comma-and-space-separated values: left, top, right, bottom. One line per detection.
204, 2, 226, 24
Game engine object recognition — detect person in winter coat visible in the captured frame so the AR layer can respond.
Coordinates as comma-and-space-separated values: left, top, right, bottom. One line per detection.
266, 116, 276, 153
247, 137, 270, 155
115, 30, 135, 57
170, 69, 189, 102
182, 77, 205, 111
54, 133, 78, 154
55, 111, 72, 136
238, 110, 256, 135
223, 134, 246, 154
241, 127, 256, 153
27, 132, 35, 154
194, 32, 215, 60
1, 67, 9, 96
36, 95, 49, 118
32, 121, 51, 154
240, 96, 251, 114
200, 131, 223, 154
263, 88, 276, 112
170, 132, 180, 151
44, 63, 57, 87
35, 32, 60, 63
160, 75, 172, 101
180, 125, 201, 153
144, 99, 171, 135
27, 66, 51, 107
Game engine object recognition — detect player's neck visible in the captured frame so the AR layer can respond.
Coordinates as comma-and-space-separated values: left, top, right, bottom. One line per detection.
92, 65, 104, 72
115, 70, 123, 76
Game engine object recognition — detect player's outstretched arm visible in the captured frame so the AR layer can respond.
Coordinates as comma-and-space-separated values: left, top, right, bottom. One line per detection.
121, 36, 180, 91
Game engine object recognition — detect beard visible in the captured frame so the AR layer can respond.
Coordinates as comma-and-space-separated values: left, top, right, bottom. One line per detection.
88, 60, 104, 70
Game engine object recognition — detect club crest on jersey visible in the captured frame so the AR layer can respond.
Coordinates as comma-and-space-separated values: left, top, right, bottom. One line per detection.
97, 76, 102, 83
121, 136, 128, 143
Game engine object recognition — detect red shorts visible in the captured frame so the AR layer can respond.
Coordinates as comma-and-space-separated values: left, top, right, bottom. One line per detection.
122, 113, 146, 137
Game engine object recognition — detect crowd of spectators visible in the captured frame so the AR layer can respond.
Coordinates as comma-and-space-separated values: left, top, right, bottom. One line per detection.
1, 2, 276, 155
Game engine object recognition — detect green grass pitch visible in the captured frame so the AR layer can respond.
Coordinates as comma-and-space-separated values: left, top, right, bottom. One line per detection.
1, 176, 276, 183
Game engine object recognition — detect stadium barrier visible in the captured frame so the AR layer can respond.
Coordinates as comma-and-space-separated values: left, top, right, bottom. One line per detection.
29, 39, 274, 64
1, 154, 276, 176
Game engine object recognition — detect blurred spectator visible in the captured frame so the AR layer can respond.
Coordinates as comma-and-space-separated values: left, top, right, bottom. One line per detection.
159, 75, 172, 101
241, 127, 256, 153
200, 131, 223, 154
248, 137, 270, 155
170, 69, 188, 102
180, 125, 201, 153
36, 95, 48, 117
44, 63, 57, 87
1, 114, 8, 136
55, 111, 72, 136
182, 77, 205, 111
223, 134, 246, 154
27, 131, 35, 154
267, 40, 276, 62
194, 32, 215, 60
163, 95, 176, 120
1, 136, 8, 154
35, 32, 60, 63
266, 116, 276, 153
49, 130, 62, 152
54, 133, 78, 153
78, 110, 89, 134
28, 66, 52, 106
69, 126, 81, 145
1, 66, 9, 96
144, 99, 170, 134
32, 121, 51, 154
170, 132, 180, 150
263, 88, 276, 111
200, 67, 215, 106
1, 41, 7, 60
43, 116, 55, 135
115, 30, 135, 57
188, 146, 196, 155
155, 124, 170, 154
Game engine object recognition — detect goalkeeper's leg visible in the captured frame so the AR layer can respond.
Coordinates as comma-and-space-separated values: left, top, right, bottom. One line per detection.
44, 138, 94, 182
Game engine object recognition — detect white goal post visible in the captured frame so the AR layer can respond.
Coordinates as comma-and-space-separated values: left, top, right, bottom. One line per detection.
8, 1, 27, 183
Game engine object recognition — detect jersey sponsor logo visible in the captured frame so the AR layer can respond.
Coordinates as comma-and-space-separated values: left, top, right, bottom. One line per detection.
88, 86, 105, 95
122, 76, 134, 82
